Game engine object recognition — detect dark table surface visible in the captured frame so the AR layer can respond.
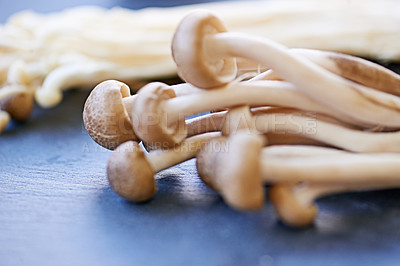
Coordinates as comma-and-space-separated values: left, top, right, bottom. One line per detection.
2, 1, 400, 266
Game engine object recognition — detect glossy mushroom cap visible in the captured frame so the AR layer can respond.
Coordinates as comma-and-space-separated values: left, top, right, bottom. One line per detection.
269, 184, 317, 228
0, 90, 33, 121
197, 132, 265, 211
131, 82, 187, 149
83, 80, 138, 150
172, 10, 237, 89
107, 141, 156, 202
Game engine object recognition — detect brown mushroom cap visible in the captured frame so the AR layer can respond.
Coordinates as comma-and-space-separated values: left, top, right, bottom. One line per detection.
171, 10, 237, 89
269, 184, 317, 228
0, 91, 33, 121
196, 136, 227, 190
131, 82, 187, 149
83, 80, 138, 150
197, 132, 265, 211
107, 140, 156, 202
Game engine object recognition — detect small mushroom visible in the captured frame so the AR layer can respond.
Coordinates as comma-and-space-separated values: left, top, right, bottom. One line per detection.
172, 11, 400, 128
107, 131, 220, 202
270, 174, 400, 228
196, 131, 267, 210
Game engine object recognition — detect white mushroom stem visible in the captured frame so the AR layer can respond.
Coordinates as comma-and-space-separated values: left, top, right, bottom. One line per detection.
253, 111, 400, 152
146, 132, 220, 172
202, 27, 400, 127
163, 80, 382, 128
261, 146, 400, 184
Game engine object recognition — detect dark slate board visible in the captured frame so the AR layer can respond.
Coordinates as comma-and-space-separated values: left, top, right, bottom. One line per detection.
1, 1, 400, 265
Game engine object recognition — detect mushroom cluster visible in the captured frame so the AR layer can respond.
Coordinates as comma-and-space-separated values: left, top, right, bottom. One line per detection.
2, 0, 400, 133
84, 10, 400, 228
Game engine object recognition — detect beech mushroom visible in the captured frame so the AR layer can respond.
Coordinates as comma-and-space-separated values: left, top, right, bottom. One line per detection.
172, 11, 400, 128
83, 80, 201, 150
83, 80, 138, 150
196, 131, 266, 210
270, 178, 400, 228
107, 131, 220, 202
132, 79, 379, 148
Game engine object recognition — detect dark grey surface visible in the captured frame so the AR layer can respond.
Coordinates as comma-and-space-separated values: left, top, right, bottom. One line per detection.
2, 1, 400, 266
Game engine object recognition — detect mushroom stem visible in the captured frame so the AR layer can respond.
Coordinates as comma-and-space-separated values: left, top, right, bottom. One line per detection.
253, 110, 400, 153
107, 132, 220, 202
163, 80, 371, 127
146, 132, 220, 172
261, 146, 400, 184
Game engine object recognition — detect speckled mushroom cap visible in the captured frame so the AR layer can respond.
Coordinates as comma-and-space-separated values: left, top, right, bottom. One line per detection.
197, 132, 265, 211
107, 140, 156, 202
83, 80, 138, 150
0, 90, 34, 121
171, 10, 237, 89
269, 184, 317, 228
131, 82, 187, 149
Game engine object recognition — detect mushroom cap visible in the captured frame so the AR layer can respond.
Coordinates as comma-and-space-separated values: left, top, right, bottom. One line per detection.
171, 10, 237, 89
269, 184, 317, 228
0, 90, 33, 121
83, 80, 138, 150
197, 132, 265, 211
107, 140, 156, 202
196, 136, 227, 190
131, 82, 187, 149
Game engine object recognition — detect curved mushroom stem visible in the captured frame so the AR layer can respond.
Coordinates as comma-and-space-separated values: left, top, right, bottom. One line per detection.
270, 179, 400, 228
172, 11, 400, 127
107, 132, 220, 202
